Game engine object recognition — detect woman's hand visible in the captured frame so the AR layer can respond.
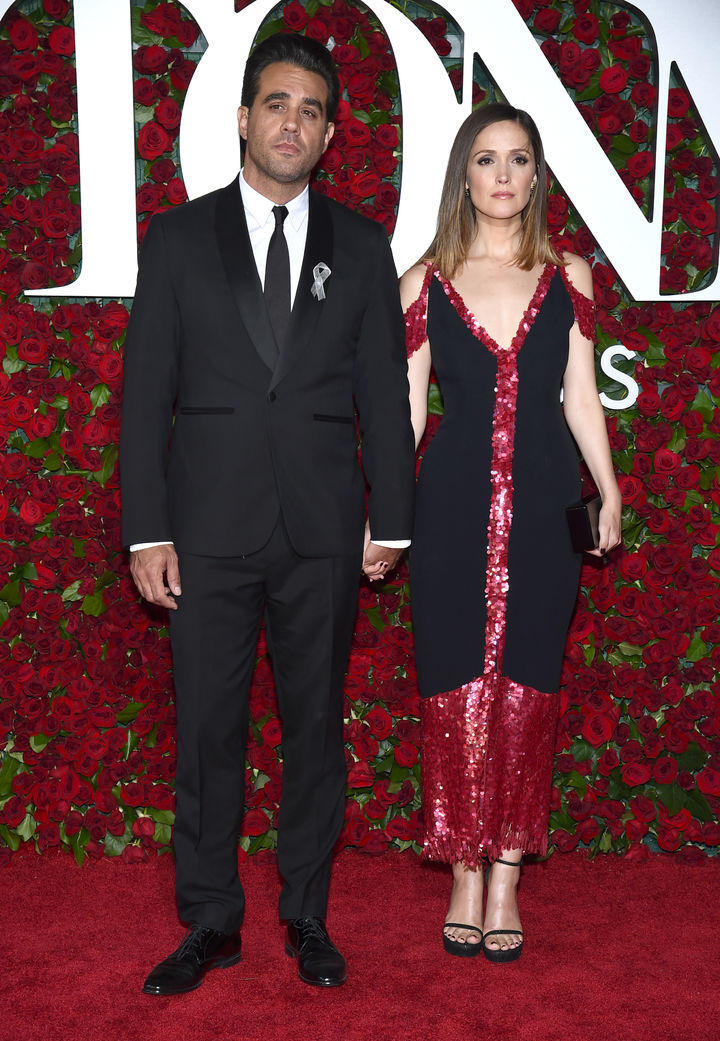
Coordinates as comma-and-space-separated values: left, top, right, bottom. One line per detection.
588, 493, 622, 558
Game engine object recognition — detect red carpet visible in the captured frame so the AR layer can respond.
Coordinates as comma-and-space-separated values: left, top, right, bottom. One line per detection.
3, 849, 719, 1041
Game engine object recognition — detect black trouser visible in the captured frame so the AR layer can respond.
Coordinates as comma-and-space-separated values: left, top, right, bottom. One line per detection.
169, 519, 361, 934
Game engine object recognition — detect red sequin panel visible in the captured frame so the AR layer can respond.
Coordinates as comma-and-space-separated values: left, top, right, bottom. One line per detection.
560, 265, 596, 342
421, 263, 557, 865
403, 263, 433, 358
421, 674, 560, 866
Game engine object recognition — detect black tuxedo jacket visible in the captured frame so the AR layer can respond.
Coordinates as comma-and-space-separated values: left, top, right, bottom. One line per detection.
120, 179, 415, 557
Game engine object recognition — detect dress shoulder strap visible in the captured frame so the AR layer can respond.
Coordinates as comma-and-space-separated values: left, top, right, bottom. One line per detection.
404, 263, 433, 358
559, 264, 597, 343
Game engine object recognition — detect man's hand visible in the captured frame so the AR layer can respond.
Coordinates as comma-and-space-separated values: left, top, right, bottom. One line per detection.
362, 524, 403, 582
130, 544, 181, 610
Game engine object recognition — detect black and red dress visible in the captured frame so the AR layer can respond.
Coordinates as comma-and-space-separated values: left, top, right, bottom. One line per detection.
405, 262, 596, 865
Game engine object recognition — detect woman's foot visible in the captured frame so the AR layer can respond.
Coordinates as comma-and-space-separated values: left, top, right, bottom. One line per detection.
443, 862, 484, 952
482, 851, 523, 961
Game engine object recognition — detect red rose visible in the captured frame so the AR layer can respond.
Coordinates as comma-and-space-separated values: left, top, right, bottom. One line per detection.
347, 761, 374, 787
348, 171, 380, 199
346, 72, 375, 106
581, 713, 613, 746
394, 741, 418, 767
9, 15, 38, 51
626, 152, 654, 180
365, 706, 392, 740
155, 98, 182, 131
620, 762, 652, 786
599, 66, 629, 94
685, 199, 716, 234
573, 14, 599, 44
374, 124, 398, 150
668, 87, 690, 118
696, 766, 720, 797
133, 45, 168, 75
48, 26, 75, 56
534, 9, 560, 31
137, 122, 171, 161
305, 17, 330, 44
44, 0, 70, 16
132, 816, 155, 839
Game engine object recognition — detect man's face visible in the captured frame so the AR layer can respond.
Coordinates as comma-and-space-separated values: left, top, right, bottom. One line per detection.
238, 61, 335, 200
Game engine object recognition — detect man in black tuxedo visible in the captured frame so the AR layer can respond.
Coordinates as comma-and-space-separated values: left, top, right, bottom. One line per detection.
120, 33, 414, 994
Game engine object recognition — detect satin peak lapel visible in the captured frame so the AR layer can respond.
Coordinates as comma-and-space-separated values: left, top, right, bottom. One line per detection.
269, 190, 334, 392
215, 180, 277, 375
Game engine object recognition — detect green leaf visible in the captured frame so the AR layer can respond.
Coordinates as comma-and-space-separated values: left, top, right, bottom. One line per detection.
102, 831, 128, 857
656, 783, 685, 816
154, 822, 172, 847
90, 383, 111, 410
677, 742, 707, 773
692, 386, 715, 424
146, 807, 175, 825
17, 812, 37, 842
0, 582, 21, 606
683, 788, 712, 823
95, 570, 117, 593
3, 355, 25, 375
427, 382, 444, 416
365, 606, 386, 633
93, 443, 118, 487
81, 592, 106, 617
62, 579, 82, 603
253, 17, 285, 46
0, 824, 21, 851
570, 739, 596, 762
115, 700, 145, 724
685, 636, 708, 663
29, 734, 51, 752
69, 827, 89, 866
575, 70, 601, 103
0, 754, 22, 796
24, 439, 49, 459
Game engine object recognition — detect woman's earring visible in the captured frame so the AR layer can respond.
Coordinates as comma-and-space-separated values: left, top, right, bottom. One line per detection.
465, 185, 471, 199
529, 176, 537, 198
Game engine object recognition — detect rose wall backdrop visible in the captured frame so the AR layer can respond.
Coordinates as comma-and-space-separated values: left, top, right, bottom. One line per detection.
0, 0, 718, 867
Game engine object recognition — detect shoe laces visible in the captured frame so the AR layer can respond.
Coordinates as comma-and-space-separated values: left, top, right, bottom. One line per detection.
176, 925, 216, 960
294, 916, 330, 946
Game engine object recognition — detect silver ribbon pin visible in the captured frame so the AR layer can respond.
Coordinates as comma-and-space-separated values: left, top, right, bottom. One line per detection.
311, 262, 331, 300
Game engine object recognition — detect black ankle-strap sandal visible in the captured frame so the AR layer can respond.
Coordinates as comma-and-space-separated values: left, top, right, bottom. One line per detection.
482, 857, 524, 963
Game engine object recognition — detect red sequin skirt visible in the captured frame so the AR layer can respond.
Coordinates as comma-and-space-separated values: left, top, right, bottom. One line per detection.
421, 671, 559, 866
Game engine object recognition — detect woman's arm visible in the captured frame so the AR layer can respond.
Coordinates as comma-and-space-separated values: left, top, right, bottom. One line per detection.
399, 264, 432, 450
561, 255, 622, 555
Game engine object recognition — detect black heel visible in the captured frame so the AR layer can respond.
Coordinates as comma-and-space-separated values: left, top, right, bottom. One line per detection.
482, 857, 523, 963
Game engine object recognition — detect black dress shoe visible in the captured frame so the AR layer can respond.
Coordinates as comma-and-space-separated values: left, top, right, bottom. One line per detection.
285, 917, 347, 987
142, 924, 242, 996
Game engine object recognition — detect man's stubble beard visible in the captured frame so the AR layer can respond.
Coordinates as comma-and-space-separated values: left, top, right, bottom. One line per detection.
247, 141, 322, 188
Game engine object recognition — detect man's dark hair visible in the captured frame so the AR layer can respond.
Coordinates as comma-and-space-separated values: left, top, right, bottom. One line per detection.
241, 32, 340, 124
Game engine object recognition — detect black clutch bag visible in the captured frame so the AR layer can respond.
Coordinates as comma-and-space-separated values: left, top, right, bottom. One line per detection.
566, 495, 602, 553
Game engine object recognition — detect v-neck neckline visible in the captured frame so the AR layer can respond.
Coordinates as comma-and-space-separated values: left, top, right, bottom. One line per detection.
436, 262, 555, 357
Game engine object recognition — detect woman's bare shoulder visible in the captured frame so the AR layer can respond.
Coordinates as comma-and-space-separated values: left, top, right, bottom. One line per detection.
399, 261, 430, 306
561, 252, 593, 294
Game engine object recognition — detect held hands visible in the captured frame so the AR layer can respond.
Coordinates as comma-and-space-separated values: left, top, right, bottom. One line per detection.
129, 544, 181, 610
362, 522, 403, 582
589, 495, 622, 558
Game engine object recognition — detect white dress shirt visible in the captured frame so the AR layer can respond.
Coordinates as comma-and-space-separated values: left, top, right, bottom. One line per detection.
131, 171, 409, 552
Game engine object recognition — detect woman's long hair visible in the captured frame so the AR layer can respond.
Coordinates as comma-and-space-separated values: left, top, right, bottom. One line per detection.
424, 102, 563, 278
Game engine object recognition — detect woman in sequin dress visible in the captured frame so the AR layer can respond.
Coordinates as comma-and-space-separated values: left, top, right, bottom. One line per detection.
400, 104, 621, 961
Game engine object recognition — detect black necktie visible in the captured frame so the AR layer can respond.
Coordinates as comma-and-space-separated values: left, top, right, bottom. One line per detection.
264, 205, 291, 358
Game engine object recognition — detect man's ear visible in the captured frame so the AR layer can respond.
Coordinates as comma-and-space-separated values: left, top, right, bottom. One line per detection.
322, 121, 335, 153
237, 105, 250, 142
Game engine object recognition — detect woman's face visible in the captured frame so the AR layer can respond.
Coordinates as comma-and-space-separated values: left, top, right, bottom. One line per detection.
465, 120, 537, 220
